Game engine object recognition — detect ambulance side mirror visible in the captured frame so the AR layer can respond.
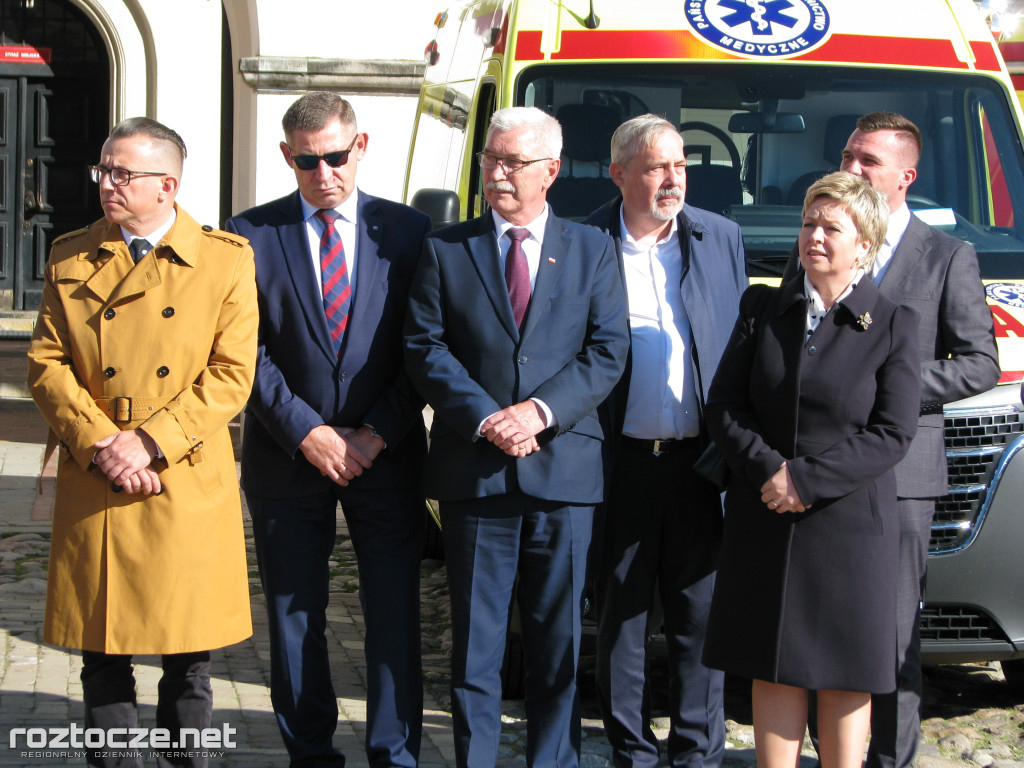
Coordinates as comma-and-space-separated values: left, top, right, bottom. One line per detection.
411, 188, 461, 230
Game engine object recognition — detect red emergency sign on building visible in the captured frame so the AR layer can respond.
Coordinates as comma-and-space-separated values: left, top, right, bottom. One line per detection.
0, 46, 52, 64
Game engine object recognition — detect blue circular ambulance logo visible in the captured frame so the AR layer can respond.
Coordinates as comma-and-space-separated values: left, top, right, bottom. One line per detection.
986, 282, 1024, 309
685, 0, 831, 58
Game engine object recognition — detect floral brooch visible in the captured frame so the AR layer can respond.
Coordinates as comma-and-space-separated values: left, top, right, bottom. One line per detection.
856, 312, 873, 331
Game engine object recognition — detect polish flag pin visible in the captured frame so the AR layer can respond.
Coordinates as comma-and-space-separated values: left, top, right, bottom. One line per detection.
547, 257, 556, 263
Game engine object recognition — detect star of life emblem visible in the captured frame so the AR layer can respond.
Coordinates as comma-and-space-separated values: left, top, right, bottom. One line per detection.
986, 282, 1024, 309
685, 0, 832, 58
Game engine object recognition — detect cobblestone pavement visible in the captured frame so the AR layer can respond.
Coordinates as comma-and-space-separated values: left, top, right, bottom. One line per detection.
2, 339, 1024, 767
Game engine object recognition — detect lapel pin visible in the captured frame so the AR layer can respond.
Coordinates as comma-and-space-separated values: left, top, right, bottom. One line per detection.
857, 311, 872, 331
547, 257, 556, 264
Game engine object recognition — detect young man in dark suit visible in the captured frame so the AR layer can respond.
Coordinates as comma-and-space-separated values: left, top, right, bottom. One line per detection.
226, 92, 430, 768
585, 114, 748, 768
784, 111, 999, 768
404, 106, 629, 768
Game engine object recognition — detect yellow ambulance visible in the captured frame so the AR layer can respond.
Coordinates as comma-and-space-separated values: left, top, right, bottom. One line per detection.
405, 0, 1024, 690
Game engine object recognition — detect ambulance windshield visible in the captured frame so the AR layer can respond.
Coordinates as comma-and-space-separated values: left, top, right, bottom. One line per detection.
521, 64, 1024, 279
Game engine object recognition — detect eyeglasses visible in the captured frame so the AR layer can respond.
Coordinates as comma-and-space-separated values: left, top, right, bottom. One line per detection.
476, 152, 552, 173
89, 165, 168, 186
289, 136, 359, 171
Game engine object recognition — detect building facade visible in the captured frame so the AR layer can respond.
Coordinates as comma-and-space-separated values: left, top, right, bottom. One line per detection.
0, 0, 432, 311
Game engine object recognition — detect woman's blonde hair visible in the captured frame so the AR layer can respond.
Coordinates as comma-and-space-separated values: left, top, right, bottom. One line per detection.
803, 171, 889, 270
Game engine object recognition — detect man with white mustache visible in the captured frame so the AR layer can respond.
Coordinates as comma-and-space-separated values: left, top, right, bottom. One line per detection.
584, 114, 748, 768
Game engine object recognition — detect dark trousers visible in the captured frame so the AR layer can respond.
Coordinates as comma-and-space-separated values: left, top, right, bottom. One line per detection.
596, 442, 725, 768
247, 484, 423, 768
81, 650, 212, 768
866, 497, 935, 768
440, 493, 593, 768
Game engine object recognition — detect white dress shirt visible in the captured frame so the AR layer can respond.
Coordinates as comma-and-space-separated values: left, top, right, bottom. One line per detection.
300, 192, 359, 297
491, 206, 549, 291
619, 208, 701, 440
120, 209, 176, 254
871, 202, 911, 285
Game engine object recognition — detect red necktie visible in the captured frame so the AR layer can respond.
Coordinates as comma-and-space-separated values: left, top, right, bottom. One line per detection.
316, 209, 351, 354
505, 227, 530, 329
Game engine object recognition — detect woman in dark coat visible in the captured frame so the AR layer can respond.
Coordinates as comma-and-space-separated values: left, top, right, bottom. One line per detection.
702, 172, 921, 768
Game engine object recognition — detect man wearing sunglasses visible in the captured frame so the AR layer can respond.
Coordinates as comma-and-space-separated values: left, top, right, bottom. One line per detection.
27, 117, 258, 768
226, 91, 430, 768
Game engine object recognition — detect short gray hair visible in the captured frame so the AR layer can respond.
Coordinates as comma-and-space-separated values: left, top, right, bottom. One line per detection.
282, 92, 357, 137
803, 171, 889, 269
486, 107, 562, 158
610, 114, 679, 166
109, 117, 187, 165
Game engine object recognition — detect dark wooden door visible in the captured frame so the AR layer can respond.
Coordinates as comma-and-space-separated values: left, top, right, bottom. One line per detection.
0, 0, 109, 310
0, 77, 16, 310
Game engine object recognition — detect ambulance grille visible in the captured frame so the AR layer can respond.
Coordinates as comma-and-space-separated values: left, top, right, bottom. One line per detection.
919, 605, 1006, 642
934, 409, 1024, 553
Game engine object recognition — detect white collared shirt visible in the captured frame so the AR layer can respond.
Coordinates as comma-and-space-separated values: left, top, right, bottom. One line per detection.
619, 207, 701, 440
300, 192, 359, 296
491, 206, 549, 291
871, 203, 911, 284
120, 209, 176, 253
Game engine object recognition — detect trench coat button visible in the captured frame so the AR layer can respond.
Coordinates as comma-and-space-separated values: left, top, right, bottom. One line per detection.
808, 346, 817, 356
201, 224, 213, 232
103, 309, 115, 320
111, 483, 122, 493
156, 366, 169, 378
162, 307, 175, 318
103, 367, 116, 378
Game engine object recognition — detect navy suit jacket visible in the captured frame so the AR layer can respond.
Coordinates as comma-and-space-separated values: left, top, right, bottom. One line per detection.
226, 189, 430, 498
784, 212, 999, 497
403, 212, 630, 504
584, 198, 748, 447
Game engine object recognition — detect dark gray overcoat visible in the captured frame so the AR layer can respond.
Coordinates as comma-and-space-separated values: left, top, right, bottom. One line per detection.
702, 276, 920, 693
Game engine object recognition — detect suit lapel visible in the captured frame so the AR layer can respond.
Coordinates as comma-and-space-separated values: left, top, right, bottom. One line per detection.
83, 240, 133, 304
276, 192, 336, 361
349, 191, 385, 338
467, 216, 520, 340
81, 223, 162, 306
878, 214, 927, 296
521, 217, 569, 341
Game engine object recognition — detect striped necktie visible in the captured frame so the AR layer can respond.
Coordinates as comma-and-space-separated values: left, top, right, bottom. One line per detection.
316, 208, 351, 354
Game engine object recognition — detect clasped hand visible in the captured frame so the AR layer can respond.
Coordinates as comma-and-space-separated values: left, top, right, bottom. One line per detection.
481, 400, 545, 457
759, 461, 808, 514
93, 429, 161, 495
299, 424, 385, 486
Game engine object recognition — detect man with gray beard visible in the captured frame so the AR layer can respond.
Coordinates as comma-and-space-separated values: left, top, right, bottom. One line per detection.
584, 114, 747, 768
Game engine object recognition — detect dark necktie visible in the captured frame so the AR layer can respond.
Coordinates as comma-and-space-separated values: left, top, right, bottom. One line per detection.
130, 238, 152, 264
316, 209, 351, 354
505, 227, 531, 329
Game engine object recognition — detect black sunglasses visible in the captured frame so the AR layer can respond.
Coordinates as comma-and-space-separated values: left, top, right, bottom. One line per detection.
289, 136, 359, 171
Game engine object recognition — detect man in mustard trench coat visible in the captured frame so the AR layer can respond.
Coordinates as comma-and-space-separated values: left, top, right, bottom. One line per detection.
26, 117, 258, 768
